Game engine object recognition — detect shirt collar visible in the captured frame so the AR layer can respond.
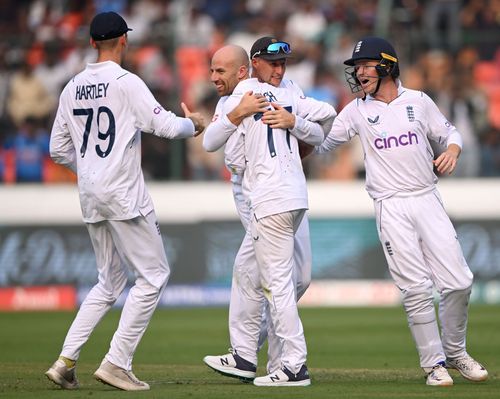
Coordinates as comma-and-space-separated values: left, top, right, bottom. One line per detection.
365, 79, 406, 101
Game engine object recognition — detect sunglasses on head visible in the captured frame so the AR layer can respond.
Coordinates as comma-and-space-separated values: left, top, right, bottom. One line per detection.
253, 41, 291, 58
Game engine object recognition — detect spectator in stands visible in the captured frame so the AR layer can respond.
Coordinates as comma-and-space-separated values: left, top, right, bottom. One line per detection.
3, 116, 49, 182
423, 0, 461, 52
285, 0, 327, 42
480, 127, 500, 176
34, 41, 73, 105
7, 52, 54, 127
0, 0, 498, 181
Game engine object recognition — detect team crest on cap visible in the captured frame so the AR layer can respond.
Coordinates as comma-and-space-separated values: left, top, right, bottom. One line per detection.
354, 41, 363, 53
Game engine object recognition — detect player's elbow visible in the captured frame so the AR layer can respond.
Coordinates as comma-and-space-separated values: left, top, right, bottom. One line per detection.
202, 140, 217, 152
49, 148, 66, 165
303, 134, 325, 147
202, 135, 220, 152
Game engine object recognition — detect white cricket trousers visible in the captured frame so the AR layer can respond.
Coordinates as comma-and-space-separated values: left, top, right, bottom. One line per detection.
60, 211, 170, 370
229, 182, 311, 371
375, 189, 473, 369
250, 209, 308, 374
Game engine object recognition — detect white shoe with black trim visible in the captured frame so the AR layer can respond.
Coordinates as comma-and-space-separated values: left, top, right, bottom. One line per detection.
203, 349, 256, 381
253, 364, 311, 387
446, 354, 488, 382
426, 363, 453, 386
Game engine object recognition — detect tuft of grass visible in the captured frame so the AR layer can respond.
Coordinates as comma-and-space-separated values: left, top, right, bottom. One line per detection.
0, 305, 498, 398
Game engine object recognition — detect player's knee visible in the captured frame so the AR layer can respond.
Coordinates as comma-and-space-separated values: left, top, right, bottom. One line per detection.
441, 280, 473, 298
440, 269, 473, 293
154, 267, 170, 291
98, 286, 125, 304
402, 282, 434, 320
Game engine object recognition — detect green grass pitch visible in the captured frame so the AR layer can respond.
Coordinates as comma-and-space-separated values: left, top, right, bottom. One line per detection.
0, 305, 498, 398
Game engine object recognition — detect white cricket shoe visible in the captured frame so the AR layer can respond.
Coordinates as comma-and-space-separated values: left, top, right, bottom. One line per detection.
426, 363, 453, 386
203, 350, 256, 381
45, 359, 79, 389
94, 360, 150, 391
253, 364, 311, 387
446, 354, 488, 382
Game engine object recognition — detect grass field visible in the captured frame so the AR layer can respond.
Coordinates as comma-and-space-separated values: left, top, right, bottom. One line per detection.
0, 305, 498, 398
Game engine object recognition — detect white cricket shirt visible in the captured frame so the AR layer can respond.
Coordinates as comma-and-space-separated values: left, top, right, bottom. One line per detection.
223, 78, 336, 219
318, 82, 463, 200
50, 61, 195, 222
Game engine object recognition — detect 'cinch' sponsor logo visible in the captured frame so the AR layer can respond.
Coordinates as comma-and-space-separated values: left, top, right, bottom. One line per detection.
375, 131, 418, 149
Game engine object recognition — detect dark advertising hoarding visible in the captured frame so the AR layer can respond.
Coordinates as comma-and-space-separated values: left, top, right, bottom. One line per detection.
1, 219, 499, 288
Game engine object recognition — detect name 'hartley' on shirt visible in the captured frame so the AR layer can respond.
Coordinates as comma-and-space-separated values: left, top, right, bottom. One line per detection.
75, 83, 109, 100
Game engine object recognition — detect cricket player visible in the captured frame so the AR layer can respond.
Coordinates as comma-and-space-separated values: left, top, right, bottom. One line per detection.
45, 11, 205, 391
313, 36, 488, 386
202, 42, 335, 382
204, 37, 336, 387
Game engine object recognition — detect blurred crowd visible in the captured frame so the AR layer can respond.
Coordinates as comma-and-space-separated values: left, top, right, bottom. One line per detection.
0, 0, 499, 183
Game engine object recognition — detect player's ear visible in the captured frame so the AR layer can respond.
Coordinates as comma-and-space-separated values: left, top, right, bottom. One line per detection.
119, 33, 128, 46
238, 65, 248, 80
90, 38, 98, 49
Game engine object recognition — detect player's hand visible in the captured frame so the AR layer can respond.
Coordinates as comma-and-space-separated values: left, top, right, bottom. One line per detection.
238, 91, 269, 116
262, 103, 295, 129
433, 143, 461, 175
181, 102, 205, 136
227, 91, 269, 126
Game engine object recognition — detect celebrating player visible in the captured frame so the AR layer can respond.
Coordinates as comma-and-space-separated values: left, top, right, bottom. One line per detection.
45, 11, 204, 391
312, 36, 488, 386
203, 38, 336, 387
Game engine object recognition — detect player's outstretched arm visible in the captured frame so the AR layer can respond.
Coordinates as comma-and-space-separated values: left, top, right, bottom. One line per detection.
203, 116, 236, 152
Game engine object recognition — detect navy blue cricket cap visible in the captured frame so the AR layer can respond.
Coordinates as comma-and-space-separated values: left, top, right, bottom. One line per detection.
250, 36, 292, 61
90, 11, 132, 41
344, 36, 398, 66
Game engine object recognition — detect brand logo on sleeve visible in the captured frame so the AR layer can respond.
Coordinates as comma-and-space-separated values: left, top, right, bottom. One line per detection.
374, 131, 419, 149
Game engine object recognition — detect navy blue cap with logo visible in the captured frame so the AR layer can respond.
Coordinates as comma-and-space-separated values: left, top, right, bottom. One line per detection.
90, 11, 132, 41
250, 37, 292, 61
343, 36, 400, 94
344, 36, 398, 67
